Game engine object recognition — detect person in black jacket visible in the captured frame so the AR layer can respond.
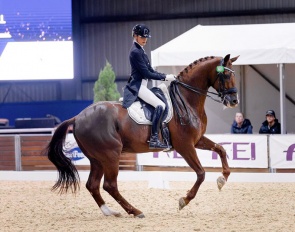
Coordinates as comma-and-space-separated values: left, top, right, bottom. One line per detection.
231, 112, 253, 134
259, 110, 281, 134
122, 24, 175, 149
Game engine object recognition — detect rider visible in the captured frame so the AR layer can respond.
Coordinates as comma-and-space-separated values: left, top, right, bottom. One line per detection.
122, 24, 175, 149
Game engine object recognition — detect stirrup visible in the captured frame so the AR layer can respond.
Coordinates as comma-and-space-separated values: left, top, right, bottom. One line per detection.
162, 145, 173, 152
149, 139, 169, 149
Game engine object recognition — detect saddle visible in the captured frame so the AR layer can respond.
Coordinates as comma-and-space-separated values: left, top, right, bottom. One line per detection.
126, 83, 173, 125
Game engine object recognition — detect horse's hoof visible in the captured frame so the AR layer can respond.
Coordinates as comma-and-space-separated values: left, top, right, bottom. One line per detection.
114, 212, 122, 217
179, 197, 186, 210
217, 176, 226, 190
135, 213, 145, 218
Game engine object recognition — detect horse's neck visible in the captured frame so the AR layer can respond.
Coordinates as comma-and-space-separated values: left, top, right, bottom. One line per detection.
181, 62, 217, 119
173, 58, 218, 125
188, 92, 207, 115
181, 71, 210, 110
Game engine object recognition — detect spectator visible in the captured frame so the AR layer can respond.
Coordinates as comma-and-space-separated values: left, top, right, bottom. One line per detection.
259, 110, 281, 134
231, 112, 253, 134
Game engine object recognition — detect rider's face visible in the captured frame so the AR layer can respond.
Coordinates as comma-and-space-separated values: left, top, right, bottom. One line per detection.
134, 35, 148, 46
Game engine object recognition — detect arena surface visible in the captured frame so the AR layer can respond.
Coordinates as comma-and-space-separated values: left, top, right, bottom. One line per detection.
1, 172, 295, 231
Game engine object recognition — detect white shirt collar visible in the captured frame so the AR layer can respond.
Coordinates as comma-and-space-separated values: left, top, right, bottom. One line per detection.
134, 40, 145, 51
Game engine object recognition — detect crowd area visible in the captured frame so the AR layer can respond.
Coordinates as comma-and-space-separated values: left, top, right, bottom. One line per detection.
0, 4, 71, 42
1, 15, 71, 41
231, 110, 281, 134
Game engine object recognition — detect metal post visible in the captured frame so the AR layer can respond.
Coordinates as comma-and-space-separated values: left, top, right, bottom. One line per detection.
279, 64, 286, 134
14, 135, 22, 171
239, 65, 245, 114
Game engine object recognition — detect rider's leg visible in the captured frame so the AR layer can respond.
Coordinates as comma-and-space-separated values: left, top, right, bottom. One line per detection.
138, 81, 166, 109
138, 84, 168, 149
149, 105, 169, 149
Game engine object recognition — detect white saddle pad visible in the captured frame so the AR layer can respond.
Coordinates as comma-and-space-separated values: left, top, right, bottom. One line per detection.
126, 83, 173, 125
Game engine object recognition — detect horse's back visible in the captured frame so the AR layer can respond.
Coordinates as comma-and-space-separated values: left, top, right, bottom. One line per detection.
76, 101, 116, 122
75, 101, 153, 154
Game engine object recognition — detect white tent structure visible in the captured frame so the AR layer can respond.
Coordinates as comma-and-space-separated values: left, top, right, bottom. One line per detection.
151, 23, 295, 134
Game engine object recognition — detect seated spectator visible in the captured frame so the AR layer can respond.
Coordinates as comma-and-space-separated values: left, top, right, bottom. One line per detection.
259, 110, 281, 134
231, 112, 253, 134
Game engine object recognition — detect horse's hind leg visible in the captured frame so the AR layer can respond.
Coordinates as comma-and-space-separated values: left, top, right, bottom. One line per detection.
102, 150, 144, 218
195, 135, 230, 190
74, 138, 121, 217
86, 158, 121, 217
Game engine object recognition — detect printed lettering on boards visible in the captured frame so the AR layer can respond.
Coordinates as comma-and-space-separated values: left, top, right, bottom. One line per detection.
285, 144, 295, 161
212, 142, 256, 160
153, 142, 256, 161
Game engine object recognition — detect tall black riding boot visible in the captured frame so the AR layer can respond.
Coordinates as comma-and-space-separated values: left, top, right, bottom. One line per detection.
149, 106, 169, 149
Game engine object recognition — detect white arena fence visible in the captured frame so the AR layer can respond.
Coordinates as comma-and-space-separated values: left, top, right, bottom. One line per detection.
1, 132, 295, 185
0, 131, 295, 172
65, 134, 295, 171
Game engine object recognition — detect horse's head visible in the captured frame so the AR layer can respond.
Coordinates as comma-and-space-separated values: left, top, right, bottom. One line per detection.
211, 54, 239, 108
171, 55, 239, 123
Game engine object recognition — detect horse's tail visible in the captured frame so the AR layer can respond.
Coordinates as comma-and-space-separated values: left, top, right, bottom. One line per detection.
46, 117, 80, 194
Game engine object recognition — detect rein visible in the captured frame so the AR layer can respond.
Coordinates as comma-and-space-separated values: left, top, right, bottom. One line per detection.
175, 80, 222, 103
169, 64, 237, 125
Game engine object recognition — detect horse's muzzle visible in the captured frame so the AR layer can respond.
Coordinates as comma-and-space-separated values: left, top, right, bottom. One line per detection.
223, 93, 239, 108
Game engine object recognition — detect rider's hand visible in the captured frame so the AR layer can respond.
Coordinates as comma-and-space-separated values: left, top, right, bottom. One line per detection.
165, 74, 176, 81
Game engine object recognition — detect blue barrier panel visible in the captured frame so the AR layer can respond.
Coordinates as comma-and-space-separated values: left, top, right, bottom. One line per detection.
0, 100, 92, 126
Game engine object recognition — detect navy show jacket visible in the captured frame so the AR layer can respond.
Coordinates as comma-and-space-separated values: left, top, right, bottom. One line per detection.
259, 119, 281, 134
122, 42, 166, 109
231, 118, 253, 134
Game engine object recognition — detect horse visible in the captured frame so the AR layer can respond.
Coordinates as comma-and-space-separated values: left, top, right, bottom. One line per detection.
45, 54, 239, 218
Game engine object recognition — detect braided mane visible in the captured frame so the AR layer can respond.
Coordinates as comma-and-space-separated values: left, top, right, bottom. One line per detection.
178, 56, 215, 77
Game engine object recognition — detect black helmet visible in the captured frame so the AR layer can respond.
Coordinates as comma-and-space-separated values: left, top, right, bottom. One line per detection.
132, 24, 151, 38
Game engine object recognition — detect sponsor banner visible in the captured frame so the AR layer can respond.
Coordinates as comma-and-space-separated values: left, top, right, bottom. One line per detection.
137, 135, 268, 168
64, 134, 90, 165
269, 135, 295, 168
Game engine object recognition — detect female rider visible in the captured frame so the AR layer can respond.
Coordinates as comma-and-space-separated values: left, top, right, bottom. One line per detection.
122, 24, 175, 149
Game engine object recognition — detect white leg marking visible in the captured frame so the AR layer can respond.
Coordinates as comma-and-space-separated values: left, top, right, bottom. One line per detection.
100, 204, 121, 217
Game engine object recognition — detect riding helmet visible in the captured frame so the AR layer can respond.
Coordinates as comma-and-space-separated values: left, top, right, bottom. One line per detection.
132, 24, 151, 38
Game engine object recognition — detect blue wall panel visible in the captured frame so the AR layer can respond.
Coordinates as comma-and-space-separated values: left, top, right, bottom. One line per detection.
0, 100, 92, 126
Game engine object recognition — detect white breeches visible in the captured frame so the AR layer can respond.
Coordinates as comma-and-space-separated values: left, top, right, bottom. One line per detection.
138, 80, 165, 110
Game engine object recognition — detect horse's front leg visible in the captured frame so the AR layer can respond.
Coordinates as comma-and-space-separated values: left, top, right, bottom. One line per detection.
177, 147, 205, 210
195, 135, 230, 190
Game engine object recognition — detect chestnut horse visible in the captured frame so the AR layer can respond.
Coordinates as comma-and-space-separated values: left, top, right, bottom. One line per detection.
46, 54, 239, 218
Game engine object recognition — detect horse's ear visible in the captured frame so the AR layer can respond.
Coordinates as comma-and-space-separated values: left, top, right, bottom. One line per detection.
230, 55, 240, 63
223, 54, 230, 65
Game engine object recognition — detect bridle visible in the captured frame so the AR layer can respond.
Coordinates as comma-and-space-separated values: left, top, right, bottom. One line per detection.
213, 58, 237, 100
169, 58, 237, 125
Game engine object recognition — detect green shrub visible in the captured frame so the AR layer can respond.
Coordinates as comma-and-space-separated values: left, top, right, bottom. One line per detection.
93, 61, 120, 102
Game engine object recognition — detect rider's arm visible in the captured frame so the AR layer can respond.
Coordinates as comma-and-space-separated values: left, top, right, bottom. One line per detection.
130, 50, 166, 81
